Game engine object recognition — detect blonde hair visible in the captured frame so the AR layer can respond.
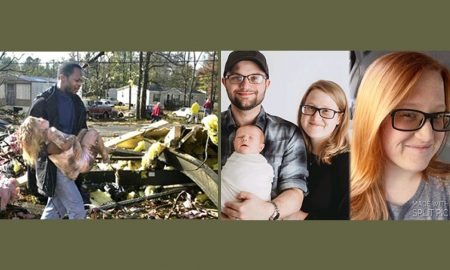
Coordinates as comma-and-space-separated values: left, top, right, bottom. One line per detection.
297, 80, 350, 164
18, 116, 47, 166
350, 52, 450, 220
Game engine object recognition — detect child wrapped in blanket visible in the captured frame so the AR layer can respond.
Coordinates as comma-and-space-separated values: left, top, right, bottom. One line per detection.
221, 125, 274, 210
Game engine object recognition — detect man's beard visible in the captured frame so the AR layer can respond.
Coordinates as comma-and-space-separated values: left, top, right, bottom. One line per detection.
64, 85, 78, 95
231, 97, 262, 110
228, 89, 265, 111
61, 84, 72, 94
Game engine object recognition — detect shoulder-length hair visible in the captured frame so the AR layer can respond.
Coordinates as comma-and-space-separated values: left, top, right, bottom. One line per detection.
297, 80, 350, 164
18, 116, 46, 167
350, 52, 450, 220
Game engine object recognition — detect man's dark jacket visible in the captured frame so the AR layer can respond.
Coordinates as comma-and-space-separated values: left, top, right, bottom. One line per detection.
27, 85, 87, 197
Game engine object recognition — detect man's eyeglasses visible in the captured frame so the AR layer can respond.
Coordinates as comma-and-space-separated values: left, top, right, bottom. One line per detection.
301, 105, 341, 119
390, 109, 450, 132
225, 73, 267, 84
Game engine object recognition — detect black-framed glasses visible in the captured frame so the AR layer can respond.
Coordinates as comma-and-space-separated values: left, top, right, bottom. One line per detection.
390, 109, 450, 132
225, 73, 267, 84
301, 105, 341, 119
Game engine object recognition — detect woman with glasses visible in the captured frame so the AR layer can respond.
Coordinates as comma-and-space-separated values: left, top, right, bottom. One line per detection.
286, 80, 350, 220
351, 52, 450, 220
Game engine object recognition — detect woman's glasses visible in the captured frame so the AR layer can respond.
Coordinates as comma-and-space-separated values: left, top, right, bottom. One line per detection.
390, 109, 450, 132
301, 105, 341, 119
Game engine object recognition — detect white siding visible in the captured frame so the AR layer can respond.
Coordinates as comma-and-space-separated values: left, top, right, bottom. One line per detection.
16, 83, 31, 99
116, 88, 130, 105
117, 86, 153, 107
107, 88, 118, 99
0, 84, 4, 99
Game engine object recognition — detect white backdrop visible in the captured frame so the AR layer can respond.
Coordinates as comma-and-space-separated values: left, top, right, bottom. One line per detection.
220, 51, 350, 125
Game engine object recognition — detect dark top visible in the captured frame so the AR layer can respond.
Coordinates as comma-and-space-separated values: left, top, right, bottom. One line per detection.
55, 89, 75, 134
302, 151, 349, 220
27, 85, 87, 197
221, 106, 308, 198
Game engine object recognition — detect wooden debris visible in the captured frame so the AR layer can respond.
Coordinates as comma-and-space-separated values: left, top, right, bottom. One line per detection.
163, 125, 182, 148
104, 120, 169, 148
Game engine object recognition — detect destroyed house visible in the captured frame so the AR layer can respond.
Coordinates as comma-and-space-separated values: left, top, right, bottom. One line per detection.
0, 74, 57, 109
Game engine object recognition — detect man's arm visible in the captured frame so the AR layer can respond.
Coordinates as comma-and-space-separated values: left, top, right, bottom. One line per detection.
266, 129, 309, 220
222, 188, 303, 220
275, 126, 309, 195
283, 210, 309, 220
272, 188, 304, 218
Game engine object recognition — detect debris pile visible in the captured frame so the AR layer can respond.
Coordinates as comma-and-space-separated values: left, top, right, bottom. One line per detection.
0, 132, 25, 215
88, 185, 217, 220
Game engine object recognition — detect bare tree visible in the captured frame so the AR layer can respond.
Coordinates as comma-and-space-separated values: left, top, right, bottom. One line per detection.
136, 52, 144, 120
210, 51, 216, 110
136, 52, 178, 118
188, 52, 203, 106
82, 52, 105, 68
0, 52, 21, 73
140, 52, 152, 118
0, 52, 22, 87
128, 51, 133, 110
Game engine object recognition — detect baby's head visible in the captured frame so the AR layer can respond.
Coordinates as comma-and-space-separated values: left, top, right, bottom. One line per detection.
233, 125, 265, 154
18, 116, 49, 166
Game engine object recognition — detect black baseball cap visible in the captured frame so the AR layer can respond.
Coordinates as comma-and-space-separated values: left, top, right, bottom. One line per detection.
223, 51, 269, 78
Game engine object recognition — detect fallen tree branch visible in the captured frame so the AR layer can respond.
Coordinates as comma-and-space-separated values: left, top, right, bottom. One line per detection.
94, 184, 197, 211
165, 190, 189, 219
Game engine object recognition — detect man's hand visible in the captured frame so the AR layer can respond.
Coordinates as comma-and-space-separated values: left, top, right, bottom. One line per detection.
222, 188, 304, 220
222, 191, 274, 220
221, 188, 304, 220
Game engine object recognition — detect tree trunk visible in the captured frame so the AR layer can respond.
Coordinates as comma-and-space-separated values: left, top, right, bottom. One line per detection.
183, 52, 189, 107
210, 51, 216, 110
128, 51, 133, 110
122, 52, 126, 83
188, 52, 203, 106
141, 52, 152, 118
136, 52, 144, 120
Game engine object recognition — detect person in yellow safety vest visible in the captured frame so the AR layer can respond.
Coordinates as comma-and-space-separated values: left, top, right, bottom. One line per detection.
189, 100, 200, 123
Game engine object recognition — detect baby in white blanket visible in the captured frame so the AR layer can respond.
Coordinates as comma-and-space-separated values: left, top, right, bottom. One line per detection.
221, 125, 274, 210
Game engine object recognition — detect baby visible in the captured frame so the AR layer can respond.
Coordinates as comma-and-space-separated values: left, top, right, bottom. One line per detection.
18, 116, 110, 180
221, 125, 274, 210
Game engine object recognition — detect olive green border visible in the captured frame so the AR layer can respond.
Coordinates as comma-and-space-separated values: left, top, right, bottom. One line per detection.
2, 0, 450, 50
2, 0, 450, 269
